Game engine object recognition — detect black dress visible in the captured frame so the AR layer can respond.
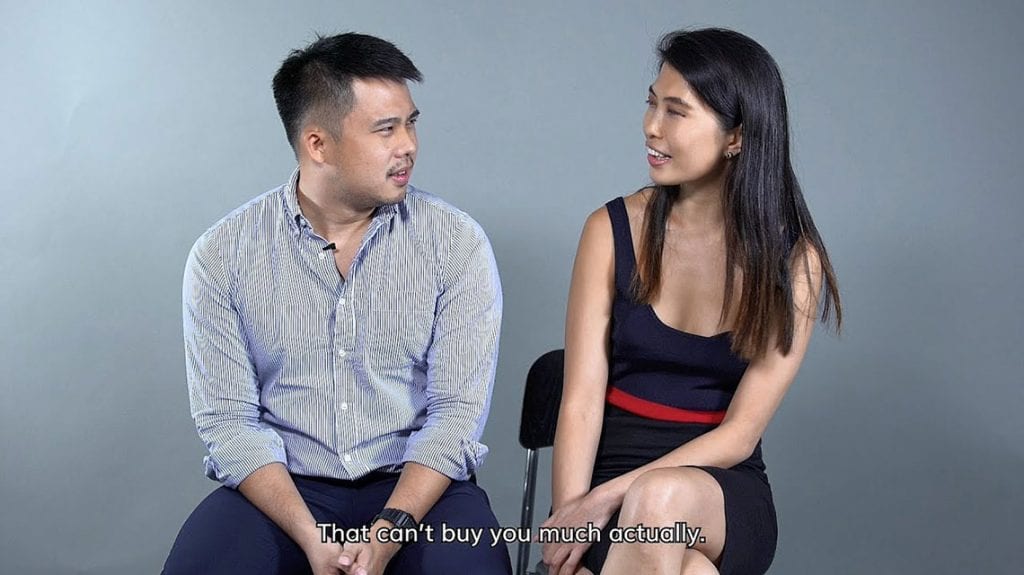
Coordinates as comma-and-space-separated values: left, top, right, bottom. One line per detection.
580, 197, 777, 574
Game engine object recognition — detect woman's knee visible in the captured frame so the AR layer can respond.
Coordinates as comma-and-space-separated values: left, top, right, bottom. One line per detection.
619, 468, 719, 523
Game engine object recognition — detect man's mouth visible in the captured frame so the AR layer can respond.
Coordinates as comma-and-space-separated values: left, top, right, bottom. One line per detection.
388, 166, 411, 184
388, 162, 413, 177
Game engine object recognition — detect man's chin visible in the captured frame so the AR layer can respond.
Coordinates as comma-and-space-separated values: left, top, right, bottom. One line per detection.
378, 186, 407, 207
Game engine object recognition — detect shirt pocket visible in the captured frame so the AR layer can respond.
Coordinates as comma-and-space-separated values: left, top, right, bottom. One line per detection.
363, 290, 435, 369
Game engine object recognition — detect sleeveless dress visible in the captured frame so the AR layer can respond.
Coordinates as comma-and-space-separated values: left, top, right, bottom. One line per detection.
580, 197, 777, 574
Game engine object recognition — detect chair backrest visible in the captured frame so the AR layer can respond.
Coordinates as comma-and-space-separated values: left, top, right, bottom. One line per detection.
518, 349, 565, 451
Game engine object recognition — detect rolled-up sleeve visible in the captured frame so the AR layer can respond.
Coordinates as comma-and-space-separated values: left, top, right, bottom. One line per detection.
402, 219, 502, 480
183, 232, 287, 488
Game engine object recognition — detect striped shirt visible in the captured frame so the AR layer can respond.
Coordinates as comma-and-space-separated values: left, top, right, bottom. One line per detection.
183, 169, 502, 488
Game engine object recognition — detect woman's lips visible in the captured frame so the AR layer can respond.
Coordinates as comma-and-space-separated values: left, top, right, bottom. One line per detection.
646, 145, 671, 167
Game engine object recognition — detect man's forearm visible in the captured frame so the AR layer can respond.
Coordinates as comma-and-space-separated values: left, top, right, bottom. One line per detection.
355, 462, 453, 568
381, 461, 451, 522
237, 462, 322, 552
238, 461, 449, 546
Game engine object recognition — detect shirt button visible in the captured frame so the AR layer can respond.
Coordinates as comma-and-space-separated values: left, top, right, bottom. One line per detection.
337, 348, 347, 357
344, 454, 352, 462
319, 252, 327, 260
339, 297, 346, 306
340, 402, 349, 411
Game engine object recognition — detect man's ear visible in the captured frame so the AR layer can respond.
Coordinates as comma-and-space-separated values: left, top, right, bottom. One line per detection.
302, 127, 330, 164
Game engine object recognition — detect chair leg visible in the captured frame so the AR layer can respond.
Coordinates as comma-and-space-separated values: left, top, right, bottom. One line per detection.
516, 448, 539, 575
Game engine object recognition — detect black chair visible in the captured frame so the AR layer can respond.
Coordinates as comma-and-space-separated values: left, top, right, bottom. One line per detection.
516, 349, 565, 575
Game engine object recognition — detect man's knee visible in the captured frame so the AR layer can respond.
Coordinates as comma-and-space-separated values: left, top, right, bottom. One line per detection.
391, 538, 511, 575
420, 480, 500, 527
163, 487, 308, 575
390, 481, 511, 574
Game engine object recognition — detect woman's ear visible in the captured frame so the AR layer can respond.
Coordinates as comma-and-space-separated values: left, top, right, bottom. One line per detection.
725, 124, 743, 157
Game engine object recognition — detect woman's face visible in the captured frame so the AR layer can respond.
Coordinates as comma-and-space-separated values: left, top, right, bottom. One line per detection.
643, 64, 738, 189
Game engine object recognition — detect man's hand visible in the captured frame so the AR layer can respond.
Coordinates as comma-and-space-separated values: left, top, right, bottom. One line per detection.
301, 538, 346, 575
337, 521, 401, 575
540, 487, 617, 575
238, 464, 349, 574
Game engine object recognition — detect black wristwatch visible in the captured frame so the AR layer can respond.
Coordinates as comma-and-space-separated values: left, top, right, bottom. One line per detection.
372, 507, 418, 531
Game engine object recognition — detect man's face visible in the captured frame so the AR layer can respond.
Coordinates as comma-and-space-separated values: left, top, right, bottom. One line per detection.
324, 78, 419, 209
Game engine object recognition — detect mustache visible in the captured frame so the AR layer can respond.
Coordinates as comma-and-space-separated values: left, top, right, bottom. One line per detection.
387, 159, 414, 176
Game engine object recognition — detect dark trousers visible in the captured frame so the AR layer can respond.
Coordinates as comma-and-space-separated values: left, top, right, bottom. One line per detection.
163, 473, 512, 574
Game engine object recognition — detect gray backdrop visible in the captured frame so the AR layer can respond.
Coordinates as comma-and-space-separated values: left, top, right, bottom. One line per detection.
2, 1, 1022, 573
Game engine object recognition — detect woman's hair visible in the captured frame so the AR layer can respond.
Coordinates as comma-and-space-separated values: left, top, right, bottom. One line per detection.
633, 28, 841, 359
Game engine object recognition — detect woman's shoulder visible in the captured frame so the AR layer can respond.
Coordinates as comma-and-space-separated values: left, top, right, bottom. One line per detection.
580, 188, 654, 238
621, 187, 655, 218
605, 188, 654, 233
588, 188, 653, 215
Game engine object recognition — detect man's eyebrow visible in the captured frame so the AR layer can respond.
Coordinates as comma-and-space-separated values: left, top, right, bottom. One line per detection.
371, 117, 401, 129
371, 109, 420, 129
648, 85, 692, 108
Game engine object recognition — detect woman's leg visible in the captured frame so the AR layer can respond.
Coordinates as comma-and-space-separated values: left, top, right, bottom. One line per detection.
679, 548, 719, 575
600, 467, 725, 575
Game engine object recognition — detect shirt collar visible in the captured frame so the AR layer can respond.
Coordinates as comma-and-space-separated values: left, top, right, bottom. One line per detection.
282, 167, 406, 238
282, 167, 307, 237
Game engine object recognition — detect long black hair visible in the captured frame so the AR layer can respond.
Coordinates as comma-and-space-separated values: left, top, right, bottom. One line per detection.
633, 28, 841, 358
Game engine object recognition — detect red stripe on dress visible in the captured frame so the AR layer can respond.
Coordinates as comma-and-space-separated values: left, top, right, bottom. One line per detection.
606, 387, 726, 424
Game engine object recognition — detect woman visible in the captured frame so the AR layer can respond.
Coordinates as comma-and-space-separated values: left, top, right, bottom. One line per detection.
542, 28, 841, 575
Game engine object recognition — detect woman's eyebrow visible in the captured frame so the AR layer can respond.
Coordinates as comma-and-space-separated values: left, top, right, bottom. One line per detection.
649, 85, 692, 109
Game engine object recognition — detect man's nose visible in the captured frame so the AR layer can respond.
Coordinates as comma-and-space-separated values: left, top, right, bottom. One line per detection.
397, 126, 417, 158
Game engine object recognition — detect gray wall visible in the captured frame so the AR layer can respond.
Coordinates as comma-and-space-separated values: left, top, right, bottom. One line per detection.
2, 1, 1021, 573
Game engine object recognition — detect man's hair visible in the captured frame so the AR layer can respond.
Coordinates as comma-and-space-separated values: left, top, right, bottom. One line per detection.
272, 32, 422, 155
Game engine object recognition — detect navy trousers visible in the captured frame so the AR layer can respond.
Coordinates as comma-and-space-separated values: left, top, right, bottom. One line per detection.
163, 473, 512, 574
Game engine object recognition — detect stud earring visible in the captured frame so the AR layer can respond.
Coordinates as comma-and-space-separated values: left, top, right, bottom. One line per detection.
725, 151, 739, 159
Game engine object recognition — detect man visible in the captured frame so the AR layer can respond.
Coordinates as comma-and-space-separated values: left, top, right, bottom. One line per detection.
163, 33, 510, 575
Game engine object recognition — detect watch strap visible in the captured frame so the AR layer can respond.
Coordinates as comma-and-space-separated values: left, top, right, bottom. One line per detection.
372, 507, 418, 531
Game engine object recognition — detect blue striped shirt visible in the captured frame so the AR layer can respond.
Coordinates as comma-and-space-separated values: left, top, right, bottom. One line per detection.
183, 170, 502, 488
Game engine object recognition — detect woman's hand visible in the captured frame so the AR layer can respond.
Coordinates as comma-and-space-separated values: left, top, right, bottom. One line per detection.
540, 487, 618, 575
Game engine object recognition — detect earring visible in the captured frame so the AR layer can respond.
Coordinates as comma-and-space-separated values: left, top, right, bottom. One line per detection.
725, 150, 739, 159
